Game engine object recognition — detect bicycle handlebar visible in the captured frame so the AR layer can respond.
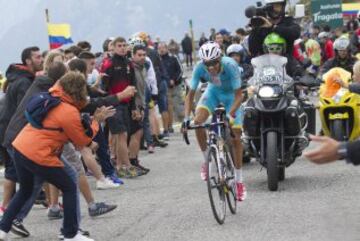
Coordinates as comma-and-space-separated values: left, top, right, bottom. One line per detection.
182, 121, 235, 145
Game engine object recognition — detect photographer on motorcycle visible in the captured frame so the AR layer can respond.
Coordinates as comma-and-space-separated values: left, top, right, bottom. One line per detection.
247, 0, 301, 58
320, 37, 358, 77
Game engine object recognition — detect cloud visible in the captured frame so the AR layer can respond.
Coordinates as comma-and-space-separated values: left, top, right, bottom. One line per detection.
125, 4, 148, 32
165, 13, 181, 28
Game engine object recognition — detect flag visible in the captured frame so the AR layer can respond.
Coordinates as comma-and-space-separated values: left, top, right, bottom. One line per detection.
47, 23, 73, 49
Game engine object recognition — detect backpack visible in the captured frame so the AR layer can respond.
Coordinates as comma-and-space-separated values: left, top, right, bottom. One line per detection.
24, 92, 63, 131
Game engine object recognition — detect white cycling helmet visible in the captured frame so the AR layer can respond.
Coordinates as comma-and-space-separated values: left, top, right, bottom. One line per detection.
199, 41, 222, 62
333, 37, 350, 51
226, 44, 243, 56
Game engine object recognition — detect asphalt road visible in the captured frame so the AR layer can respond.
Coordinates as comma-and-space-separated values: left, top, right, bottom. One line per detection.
1, 116, 360, 241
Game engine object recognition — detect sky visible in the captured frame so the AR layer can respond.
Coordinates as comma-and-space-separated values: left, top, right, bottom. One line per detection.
0, 0, 299, 71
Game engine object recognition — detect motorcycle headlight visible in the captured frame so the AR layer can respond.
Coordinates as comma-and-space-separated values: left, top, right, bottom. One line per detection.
258, 86, 276, 98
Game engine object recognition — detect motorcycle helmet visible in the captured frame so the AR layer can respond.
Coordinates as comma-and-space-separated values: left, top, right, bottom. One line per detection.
199, 41, 222, 62
265, 0, 286, 19
226, 44, 243, 57
333, 37, 350, 51
263, 33, 287, 55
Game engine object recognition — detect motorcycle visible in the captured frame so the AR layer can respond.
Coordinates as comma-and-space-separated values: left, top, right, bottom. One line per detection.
242, 54, 310, 191
319, 67, 360, 141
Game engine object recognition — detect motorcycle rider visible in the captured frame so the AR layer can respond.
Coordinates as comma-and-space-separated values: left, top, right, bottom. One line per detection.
248, 0, 301, 58
262, 33, 304, 79
320, 37, 358, 77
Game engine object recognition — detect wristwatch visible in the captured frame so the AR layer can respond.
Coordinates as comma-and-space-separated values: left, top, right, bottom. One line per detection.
337, 142, 348, 160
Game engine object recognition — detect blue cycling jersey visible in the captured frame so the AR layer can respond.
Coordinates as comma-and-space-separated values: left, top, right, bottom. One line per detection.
190, 56, 242, 92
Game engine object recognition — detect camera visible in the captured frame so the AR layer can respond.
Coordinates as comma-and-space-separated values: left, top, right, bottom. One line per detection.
245, 1, 271, 28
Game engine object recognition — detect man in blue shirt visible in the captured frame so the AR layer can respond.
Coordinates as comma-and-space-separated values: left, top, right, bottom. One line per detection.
183, 41, 246, 201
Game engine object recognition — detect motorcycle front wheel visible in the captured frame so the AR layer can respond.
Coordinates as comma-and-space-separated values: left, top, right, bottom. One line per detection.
331, 119, 346, 141
266, 131, 279, 191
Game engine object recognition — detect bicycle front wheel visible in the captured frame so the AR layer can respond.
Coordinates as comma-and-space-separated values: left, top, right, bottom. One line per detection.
207, 146, 226, 225
224, 145, 237, 214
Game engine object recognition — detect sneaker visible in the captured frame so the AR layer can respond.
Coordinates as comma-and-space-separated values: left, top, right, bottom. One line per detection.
96, 178, 120, 190
0, 230, 10, 241
136, 163, 150, 174
200, 163, 208, 181
64, 233, 94, 241
59, 229, 90, 240
11, 219, 30, 237
106, 173, 124, 185
134, 166, 147, 176
88, 202, 117, 217
153, 138, 168, 148
236, 182, 247, 201
147, 145, 155, 154
162, 131, 170, 141
48, 208, 63, 220
118, 167, 139, 178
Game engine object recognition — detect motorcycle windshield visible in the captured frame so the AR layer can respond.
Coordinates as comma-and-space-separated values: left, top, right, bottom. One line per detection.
249, 54, 292, 86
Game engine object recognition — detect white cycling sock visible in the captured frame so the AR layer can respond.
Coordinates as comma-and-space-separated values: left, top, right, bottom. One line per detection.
235, 168, 243, 183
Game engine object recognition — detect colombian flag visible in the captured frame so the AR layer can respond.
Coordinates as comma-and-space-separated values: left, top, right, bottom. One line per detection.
47, 23, 73, 49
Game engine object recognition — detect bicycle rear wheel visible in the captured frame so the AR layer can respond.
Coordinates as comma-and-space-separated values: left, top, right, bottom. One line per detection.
207, 146, 226, 224
224, 145, 237, 214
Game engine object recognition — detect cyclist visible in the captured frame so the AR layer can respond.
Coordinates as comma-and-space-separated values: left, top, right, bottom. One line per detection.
183, 41, 246, 201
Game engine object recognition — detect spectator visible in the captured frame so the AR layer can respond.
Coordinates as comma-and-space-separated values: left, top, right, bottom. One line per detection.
318, 32, 335, 63
312, 25, 321, 39
101, 37, 141, 178
0, 47, 43, 227
0, 72, 99, 241
64, 48, 75, 62
235, 28, 247, 43
168, 39, 180, 58
158, 42, 184, 132
209, 28, 216, 41
199, 33, 208, 47
181, 33, 193, 67
77, 41, 92, 51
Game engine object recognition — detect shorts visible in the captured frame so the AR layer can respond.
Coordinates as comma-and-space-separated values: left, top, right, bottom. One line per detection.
129, 119, 143, 136
157, 81, 168, 113
61, 143, 85, 176
196, 88, 244, 129
106, 104, 130, 134
5, 147, 17, 182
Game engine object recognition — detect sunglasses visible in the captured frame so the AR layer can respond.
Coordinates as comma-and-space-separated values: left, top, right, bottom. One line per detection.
267, 45, 283, 52
204, 59, 220, 67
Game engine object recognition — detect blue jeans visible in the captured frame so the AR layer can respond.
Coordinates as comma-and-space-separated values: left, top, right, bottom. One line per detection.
6, 147, 43, 222
144, 87, 153, 145
93, 126, 115, 177
60, 155, 81, 227
0, 150, 79, 239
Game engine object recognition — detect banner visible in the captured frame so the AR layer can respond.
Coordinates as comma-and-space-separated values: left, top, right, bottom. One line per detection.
311, 0, 343, 28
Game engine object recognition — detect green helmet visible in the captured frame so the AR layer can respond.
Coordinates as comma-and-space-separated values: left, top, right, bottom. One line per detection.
263, 33, 286, 54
